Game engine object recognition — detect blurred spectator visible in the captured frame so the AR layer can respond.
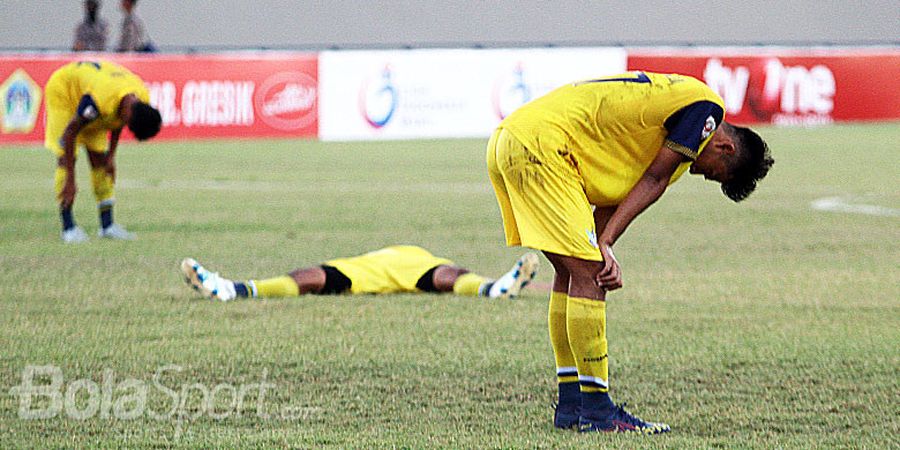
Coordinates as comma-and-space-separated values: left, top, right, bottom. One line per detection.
116, 0, 155, 52
72, 0, 109, 51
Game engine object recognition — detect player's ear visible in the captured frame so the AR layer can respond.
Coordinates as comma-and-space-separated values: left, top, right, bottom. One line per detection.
712, 127, 736, 157
720, 139, 736, 156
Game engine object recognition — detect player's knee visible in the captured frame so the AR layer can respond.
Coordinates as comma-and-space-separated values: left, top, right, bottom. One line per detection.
568, 261, 603, 279
303, 266, 349, 295
543, 252, 571, 277
87, 151, 107, 167
430, 265, 467, 292
555, 258, 604, 292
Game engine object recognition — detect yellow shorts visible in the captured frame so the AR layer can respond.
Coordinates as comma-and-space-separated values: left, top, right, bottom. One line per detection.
43, 74, 107, 158
486, 127, 602, 261
323, 245, 454, 294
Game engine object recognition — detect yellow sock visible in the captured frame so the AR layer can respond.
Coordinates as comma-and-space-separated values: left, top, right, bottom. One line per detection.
453, 272, 488, 296
549, 291, 578, 383
90, 167, 115, 204
251, 276, 299, 298
566, 296, 609, 393
54, 167, 68, 200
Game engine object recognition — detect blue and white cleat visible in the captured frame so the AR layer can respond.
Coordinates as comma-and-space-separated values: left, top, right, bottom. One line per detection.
61, 226, 89, 244
98, 223, 136, 240
578, 403, 671, 435
180, 258, 236, 301
488, 253, 539, 299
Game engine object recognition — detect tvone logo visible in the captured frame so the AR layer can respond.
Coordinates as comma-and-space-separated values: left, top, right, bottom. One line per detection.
703, 58, 835, 123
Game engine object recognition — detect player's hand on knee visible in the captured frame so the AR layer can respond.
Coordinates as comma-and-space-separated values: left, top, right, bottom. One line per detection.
596, 244, 622, 290
105, 159, 116, 183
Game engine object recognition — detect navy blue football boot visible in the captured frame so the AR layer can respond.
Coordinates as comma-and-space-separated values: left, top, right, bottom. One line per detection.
553, 403, 580, 429
578, 403, 670, 434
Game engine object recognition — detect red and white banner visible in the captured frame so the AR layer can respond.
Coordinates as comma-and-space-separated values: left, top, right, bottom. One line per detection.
0, 52, 318, 144
1, 48, 897, 145
628, 48, 900, 125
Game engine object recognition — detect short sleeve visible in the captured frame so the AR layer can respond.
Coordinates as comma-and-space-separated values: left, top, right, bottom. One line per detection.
77, 94, 100, 121
663, 101, 724, 160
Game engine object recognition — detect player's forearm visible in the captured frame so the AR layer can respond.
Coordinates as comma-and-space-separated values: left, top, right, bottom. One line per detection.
593, 206, 617, 235
61, 133, 78, 173
61, 118, 86, 174
108, 129, 121, 156
598, 176, 668, 246
599, 145, 684, 246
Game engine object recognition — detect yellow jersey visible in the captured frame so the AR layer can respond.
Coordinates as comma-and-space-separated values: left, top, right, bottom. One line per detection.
500, 71, 725, 207
45, 60, 149, 134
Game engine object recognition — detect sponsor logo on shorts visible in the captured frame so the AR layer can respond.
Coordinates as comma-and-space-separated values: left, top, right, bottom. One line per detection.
586, 229, 599, 249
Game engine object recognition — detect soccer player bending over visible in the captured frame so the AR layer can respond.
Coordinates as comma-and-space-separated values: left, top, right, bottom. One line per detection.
181, 245, 539, 301
487, 71, 773, 434
44, 60, 162, 243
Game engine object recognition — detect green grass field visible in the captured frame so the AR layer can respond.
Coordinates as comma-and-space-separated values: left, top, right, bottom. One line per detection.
1, 124, 898, 449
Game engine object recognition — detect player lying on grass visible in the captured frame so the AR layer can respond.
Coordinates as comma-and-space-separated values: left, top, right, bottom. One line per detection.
181, 245, 539, 301
44, 60, 162, 243
488, 71, 773, 434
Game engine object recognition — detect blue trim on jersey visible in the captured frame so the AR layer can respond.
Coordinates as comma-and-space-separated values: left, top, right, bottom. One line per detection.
577, 71, 651, 85
664, 101, 724, 154
77, 94, 99, 121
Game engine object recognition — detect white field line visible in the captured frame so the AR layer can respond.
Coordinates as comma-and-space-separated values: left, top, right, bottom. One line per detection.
810, 196, 900, 218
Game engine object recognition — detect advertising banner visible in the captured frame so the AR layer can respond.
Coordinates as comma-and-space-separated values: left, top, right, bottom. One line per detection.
628, 48, 900, 125
0, 52, 318, 144
319, 47, 627, 141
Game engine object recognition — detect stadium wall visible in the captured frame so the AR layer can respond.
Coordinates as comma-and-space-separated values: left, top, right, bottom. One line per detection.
3, 0, 898, 50
1, 47, 898, 144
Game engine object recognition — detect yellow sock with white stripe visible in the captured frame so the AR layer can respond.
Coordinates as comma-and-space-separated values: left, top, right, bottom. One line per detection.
550, 290, 581, 411
566, 296, 609, 394
567, 295, 615, 415
453, 272, 488, 296
549, 291, 578, 383
250, 276, 299, 298
90, 167, 115, 204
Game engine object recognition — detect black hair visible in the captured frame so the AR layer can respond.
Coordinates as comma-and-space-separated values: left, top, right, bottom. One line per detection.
128, 102, 161, 141
721, 124, 774, 202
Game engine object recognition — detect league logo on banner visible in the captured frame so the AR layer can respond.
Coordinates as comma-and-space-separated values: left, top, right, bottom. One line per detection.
492, 63, 532, 120
359, 65, 398, 129
1, 69, 42, 134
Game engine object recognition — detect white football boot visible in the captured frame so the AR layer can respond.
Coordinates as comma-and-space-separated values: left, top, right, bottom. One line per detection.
180, 258, 237, 301
98, 223, 136, 240
488, 253, 539, 299
61, 226, 89, 244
